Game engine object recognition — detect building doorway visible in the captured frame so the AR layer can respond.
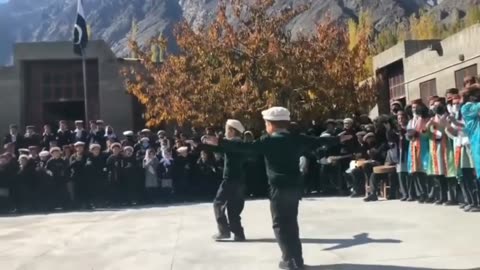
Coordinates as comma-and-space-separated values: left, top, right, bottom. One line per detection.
23, 59, 99, 128
43, 101, 85, 128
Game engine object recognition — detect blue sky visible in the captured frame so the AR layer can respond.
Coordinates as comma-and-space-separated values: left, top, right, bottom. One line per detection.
0, 0, 8, 3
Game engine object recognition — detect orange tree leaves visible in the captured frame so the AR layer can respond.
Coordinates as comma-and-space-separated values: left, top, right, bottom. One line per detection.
124, 0, 376, 128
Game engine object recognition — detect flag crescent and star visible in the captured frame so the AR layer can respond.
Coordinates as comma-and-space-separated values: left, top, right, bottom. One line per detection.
73, 0, 88, 56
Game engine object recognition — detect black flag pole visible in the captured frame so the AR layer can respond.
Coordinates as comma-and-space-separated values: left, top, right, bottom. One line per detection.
73, 0, 89, 124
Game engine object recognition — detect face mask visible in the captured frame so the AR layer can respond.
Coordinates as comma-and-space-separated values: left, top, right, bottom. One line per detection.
450, 104, 460, 114
434, 105, 446, 115
142, 142, 149, 148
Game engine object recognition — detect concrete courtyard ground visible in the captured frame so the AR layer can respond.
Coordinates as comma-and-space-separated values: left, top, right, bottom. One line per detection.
0, 197, 480, 270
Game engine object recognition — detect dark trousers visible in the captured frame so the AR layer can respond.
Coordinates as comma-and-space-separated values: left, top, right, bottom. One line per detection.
460, 168, 478, 206
446, 177, 459, 203
347, 168, 366, 195
270, 186, 303, 264
398, 172, 410, 199
431, 176, 448, 203
213, 180, 245, 236
412, 172, 427, 200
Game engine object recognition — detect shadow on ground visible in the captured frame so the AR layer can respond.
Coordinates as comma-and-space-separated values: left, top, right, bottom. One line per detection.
305, 265, 480, 270
221, 233, 401, 251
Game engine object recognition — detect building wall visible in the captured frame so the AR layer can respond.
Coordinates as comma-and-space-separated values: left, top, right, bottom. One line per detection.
0, 40, 134, 137
0, 66, 20, 137
404, 25, 480, 100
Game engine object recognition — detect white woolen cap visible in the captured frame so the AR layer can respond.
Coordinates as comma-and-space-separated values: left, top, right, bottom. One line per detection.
74, 142, 85, 147
39, 151, 50, 158
89, 144, 101, 151
49, 147, 61, 154
123, 131, 134, 136
226, 119, 245, 133
262, 107, 291, 121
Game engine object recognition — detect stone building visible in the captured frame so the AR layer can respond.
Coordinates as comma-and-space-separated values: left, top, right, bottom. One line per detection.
373, 23, 480, 113
0, 40, 142, 136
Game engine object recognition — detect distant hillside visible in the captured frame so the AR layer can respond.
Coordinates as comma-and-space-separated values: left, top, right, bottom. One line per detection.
0, 0, 478, 66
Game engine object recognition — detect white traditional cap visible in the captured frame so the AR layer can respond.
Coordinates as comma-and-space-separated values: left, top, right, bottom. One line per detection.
226, 119, 245, 133
49, 147, 61, 154
74, 142, 85, 147
177, 146, 188, 154
18, 154, 29, 161
39, 151, 50, 158
123, 130, 134, 136
110, 142, 122, 150
74, 120, 83, 125
140, 137, 150, 142
343, 118, 354, 124
123, 146, 134, 152
141, 129, 151, 133
89, 144, 101, 150
18, 148, 30, 155
157, 130, 166, 136
262, 106, 291, 121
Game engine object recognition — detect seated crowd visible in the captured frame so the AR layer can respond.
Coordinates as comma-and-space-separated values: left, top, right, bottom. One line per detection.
1, 77, 480, 215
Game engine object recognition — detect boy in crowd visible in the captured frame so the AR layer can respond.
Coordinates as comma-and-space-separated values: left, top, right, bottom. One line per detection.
46, 147, 70, 209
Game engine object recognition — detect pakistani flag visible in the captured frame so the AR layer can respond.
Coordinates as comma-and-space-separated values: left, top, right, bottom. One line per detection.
73, 0, 88, 56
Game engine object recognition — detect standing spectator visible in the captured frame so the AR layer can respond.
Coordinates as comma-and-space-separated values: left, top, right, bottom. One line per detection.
74, 120, 88, 143
3, 124, 24, 150
406, 99, 431, 203
122, 146, 140, 205
460, 85, 480, 191
106, 143, 124, 205
143, 148, 160, 204
195, 150, 217, 198
104, 125, 118, 142
121, 131, 136, 147
446, 94, 478, 212
85, 144, 107, 207
46, 147, 69, 209
396, 111, 414, 201
56, 120, 72, 148
158, 148, 174, 203
41, 124, 56, 150
70, 142, 88, 208
24, 125, 41, 148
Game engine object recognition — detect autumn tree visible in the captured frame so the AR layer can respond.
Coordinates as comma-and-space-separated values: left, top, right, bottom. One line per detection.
409, 10, 441, 40
124, 0, 376, 128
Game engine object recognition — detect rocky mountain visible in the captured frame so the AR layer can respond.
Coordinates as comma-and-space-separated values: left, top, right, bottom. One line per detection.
0, 0, 477, 65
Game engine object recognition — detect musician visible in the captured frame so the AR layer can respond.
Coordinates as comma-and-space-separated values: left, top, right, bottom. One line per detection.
364, 132, 399, 202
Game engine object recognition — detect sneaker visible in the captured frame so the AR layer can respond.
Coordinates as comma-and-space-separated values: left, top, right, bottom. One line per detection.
400, 197, 408, 202
407, 197, 416, 202
434, 200, 444, 205
464, 205, 473, 212
444, 201, 458, 206
233, 233, 246, 242
363, 195, 378, 202
212, 232, 231, 241
279, 259, 304, 270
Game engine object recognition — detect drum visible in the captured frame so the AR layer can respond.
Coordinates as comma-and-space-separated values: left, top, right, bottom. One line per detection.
373, 165, 396, 174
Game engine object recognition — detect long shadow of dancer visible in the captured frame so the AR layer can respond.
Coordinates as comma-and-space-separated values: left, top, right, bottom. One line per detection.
219, 232, 401, 251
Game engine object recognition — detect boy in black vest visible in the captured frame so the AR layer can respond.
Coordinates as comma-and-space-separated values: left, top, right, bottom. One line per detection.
205, 107, 350, 270
201, 119, 248, 241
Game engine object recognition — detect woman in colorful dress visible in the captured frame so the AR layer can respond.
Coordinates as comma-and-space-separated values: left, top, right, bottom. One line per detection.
446, 94, 478, 212
406, 99, 431, 203
460, 85, 480, 210
425, 97, 457, 205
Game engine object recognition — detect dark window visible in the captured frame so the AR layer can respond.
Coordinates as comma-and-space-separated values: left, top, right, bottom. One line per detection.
419, 79, 437, 104
387, 63, 405, 100
455, 64, 478, 89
